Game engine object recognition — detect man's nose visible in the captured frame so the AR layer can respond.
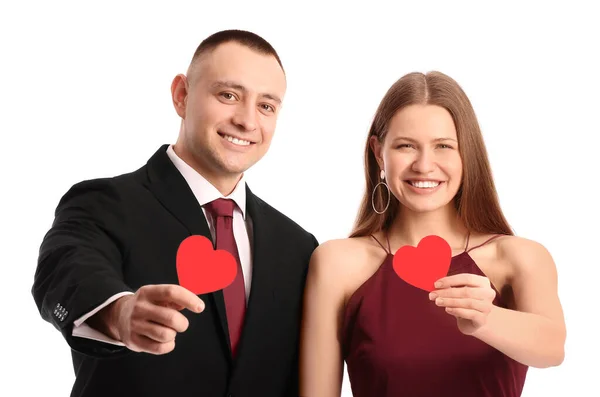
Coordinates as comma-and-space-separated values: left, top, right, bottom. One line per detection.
232, 102, 257, 132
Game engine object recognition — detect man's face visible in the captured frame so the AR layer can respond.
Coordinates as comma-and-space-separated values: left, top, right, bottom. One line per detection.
174, 41, 286, 182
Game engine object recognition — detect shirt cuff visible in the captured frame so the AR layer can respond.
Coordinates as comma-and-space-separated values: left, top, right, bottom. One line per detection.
72, 291, 134, 346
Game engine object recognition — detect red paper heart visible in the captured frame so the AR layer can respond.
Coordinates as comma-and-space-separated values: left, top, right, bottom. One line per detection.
176, 235, 237, 295
392, 235, 452, 292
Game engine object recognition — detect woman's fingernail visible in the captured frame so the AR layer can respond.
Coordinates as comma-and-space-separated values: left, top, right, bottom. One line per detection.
429, 293, 437, 300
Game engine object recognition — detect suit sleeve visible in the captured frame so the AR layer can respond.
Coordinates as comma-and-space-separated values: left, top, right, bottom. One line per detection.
32, 178, 135, 358
285, 232, 320, 397
72, 291, 134, 345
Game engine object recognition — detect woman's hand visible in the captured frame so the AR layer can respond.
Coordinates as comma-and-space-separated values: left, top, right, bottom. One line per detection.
430, 273, 496, 335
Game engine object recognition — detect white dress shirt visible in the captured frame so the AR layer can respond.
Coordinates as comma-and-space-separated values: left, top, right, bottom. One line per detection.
71, 144, 253, 346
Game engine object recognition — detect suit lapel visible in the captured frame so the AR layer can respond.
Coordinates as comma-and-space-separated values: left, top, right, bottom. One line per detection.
245, 185, 278, 310
143, 145, 232, 358
233, 186, 280, 364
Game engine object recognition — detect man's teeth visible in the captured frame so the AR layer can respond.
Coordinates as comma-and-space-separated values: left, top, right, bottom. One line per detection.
410, 181, 440, 188
222, 134, 251, 146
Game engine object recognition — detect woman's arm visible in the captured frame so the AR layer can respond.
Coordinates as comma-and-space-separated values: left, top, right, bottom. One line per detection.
299, 241, 348, 397
473, 237, 566, 367
434, 236, 566, 368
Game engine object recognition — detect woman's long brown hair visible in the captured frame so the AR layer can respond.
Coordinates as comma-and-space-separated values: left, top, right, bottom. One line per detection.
350, 71, 513, 238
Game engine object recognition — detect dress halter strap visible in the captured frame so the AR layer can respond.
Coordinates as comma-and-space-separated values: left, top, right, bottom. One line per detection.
371, 231, 501, 255
466, 234, 503, 253
463, 232, 471, 252
370, 233, 391, 255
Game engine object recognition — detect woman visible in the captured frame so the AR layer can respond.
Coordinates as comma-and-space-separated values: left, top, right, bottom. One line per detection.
299, 71, 566, 397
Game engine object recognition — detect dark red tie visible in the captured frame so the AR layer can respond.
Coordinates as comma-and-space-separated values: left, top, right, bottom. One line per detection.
204, 198, 246, 357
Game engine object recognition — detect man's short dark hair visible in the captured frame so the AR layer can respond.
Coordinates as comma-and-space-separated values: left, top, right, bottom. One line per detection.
190, 29, 284, 73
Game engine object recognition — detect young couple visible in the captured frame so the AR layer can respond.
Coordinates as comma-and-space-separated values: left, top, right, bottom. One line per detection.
32, 29, 566, 397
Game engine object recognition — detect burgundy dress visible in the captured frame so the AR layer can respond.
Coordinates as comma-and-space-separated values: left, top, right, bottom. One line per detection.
341, 233, 528, 397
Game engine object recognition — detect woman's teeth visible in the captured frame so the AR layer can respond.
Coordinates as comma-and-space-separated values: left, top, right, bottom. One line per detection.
409, 180, 440, 188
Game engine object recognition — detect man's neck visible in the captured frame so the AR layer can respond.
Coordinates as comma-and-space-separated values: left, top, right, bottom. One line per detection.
172, 144, 242, 197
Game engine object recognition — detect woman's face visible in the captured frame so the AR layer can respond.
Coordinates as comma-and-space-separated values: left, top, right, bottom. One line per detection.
371, 104, 463, 214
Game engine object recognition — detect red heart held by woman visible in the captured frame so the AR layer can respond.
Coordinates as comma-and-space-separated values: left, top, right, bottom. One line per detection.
392, 235, 452, 292
176, 235, 237, 295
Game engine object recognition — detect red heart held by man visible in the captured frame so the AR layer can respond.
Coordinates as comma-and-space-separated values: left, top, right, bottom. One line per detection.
176, 235, 237, 295
392, 235, 452, 292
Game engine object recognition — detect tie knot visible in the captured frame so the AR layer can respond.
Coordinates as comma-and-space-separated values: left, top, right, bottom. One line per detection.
205, 198, 236, 218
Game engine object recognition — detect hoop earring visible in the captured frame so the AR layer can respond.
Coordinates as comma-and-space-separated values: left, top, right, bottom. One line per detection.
371, 169, 390, 214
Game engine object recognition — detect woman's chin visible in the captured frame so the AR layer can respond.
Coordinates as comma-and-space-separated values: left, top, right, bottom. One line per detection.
398, 198, 454, 214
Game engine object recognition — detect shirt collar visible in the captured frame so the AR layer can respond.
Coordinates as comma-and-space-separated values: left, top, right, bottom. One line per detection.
166, 144, 247, 219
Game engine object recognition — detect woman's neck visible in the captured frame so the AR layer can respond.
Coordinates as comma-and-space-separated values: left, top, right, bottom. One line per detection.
387, 204, 469, 253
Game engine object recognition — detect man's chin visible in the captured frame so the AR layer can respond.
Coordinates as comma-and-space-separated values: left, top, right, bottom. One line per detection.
218, 162, 254, 177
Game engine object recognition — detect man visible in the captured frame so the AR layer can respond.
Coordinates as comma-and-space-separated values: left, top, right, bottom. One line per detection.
32, 30, 318, 397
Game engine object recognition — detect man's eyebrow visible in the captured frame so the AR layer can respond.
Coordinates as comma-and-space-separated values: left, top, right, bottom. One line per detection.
262, 93, 282, 104
211, 80, 282, 104
211, 80, 245, 92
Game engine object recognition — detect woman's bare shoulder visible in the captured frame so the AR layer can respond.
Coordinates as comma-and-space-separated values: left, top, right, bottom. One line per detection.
310, 235, 385, 271
308, 235, 389, 303
495, 235, 554, 272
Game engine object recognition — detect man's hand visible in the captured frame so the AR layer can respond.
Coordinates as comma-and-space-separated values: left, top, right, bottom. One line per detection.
88, 284, 205, 354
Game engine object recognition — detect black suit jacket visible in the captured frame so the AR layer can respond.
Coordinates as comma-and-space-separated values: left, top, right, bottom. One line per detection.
32, 145, 318, 397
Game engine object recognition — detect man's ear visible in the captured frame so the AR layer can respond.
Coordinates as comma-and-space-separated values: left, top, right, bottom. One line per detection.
171, 74, 188, 119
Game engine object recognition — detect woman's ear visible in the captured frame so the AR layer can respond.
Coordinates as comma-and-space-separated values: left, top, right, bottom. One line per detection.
369, 135, 384, 169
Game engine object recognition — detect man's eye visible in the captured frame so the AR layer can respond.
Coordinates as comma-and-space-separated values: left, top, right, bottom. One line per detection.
221, 93, 236, 100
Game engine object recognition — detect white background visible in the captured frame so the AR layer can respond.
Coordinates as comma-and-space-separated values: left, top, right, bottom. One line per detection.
1, 1, 598, 396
